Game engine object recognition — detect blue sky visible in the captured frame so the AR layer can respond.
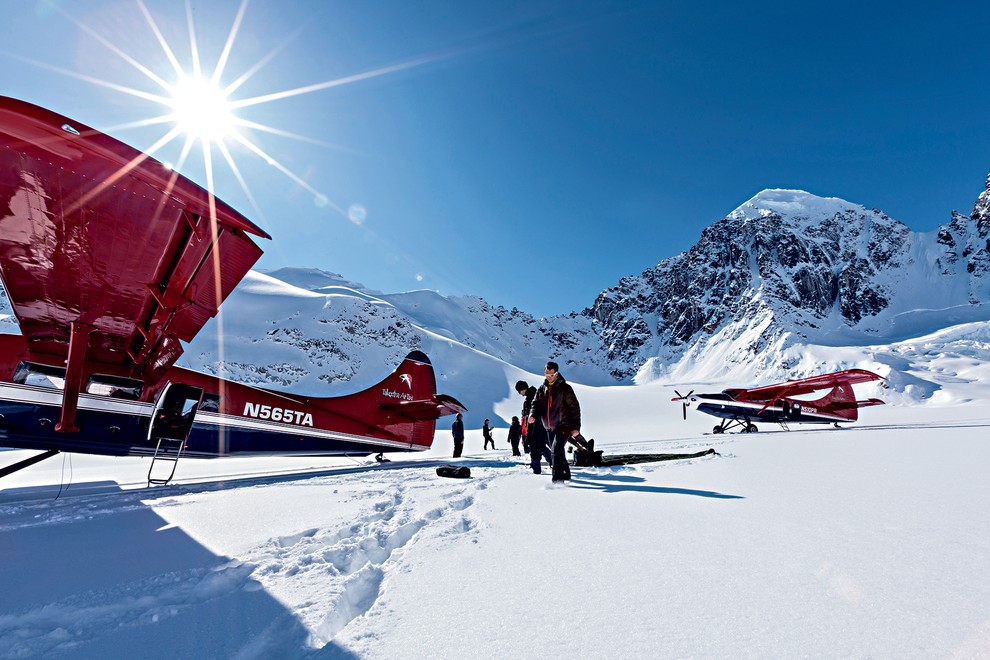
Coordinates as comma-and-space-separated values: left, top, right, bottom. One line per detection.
4, 1, 989, 316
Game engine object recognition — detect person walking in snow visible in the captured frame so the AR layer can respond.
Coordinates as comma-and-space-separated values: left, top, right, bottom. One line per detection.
516, 380, 536, 454
483, 419, 496, 450
529, 361, 582, 483
507, 416, 523, 456
517, 379, 552, 473
452, 413, 465, 458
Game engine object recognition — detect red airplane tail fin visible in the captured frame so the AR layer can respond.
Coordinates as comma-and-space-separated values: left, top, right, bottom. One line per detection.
809, 382, 885, 421
364, 351, 466, 449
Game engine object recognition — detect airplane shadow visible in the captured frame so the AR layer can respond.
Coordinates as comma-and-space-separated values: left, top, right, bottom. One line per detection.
0, 485, 357, 658
2, 451, 739, 502
853, 420, 990, 432
568, 474, 745, 499
0, 455, 524, 503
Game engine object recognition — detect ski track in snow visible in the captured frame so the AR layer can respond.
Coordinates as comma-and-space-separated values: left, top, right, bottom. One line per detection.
240, 474, 487, 647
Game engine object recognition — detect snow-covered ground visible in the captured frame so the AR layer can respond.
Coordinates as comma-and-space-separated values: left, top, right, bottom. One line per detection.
2, 383, 989, 658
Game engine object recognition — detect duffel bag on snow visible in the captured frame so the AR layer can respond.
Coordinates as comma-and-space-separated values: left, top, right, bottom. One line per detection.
436, 465, 471, 479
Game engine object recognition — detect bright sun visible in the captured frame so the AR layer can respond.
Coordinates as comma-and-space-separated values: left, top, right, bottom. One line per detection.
58, 2, 438, 223
167, 75, 237, 143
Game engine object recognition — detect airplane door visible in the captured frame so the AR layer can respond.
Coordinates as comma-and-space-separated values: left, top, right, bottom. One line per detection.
148, 383, 204, 442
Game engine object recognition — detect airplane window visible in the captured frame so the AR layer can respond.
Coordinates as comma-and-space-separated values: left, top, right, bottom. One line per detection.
181, 398, 198, 417
199, 393, 221, 412
13, 362, 66, 390
85, 375, 144, 399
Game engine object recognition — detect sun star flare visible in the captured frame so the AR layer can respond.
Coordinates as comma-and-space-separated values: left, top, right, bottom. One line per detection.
167, 74, 238, 144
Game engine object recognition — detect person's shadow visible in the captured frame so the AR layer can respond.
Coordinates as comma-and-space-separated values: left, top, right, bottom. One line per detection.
568, 473, 744, 499
0, 483, 359, 659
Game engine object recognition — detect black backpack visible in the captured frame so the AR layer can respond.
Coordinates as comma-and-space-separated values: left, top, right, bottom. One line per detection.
572, 437, 603, 467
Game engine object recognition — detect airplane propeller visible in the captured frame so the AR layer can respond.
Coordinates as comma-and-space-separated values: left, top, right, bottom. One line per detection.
672, 390, 694, 420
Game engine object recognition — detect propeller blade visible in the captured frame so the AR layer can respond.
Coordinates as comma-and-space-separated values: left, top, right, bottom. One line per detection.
673, 390, 695, 420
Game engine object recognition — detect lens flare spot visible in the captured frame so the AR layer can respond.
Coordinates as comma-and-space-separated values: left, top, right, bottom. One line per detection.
415, 273, 424, 282
348, 203, 367, 225
314, 194, 329, 208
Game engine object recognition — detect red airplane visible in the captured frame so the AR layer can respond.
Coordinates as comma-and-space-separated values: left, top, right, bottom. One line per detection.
672, 369, 885, 433
0, 96, 465, 485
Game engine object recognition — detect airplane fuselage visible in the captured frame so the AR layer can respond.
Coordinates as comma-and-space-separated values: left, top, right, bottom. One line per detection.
0, 335, 439, 459
690, 392, 851, 426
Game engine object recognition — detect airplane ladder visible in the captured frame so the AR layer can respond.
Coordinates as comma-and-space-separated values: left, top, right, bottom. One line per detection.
147, 438, 186, 486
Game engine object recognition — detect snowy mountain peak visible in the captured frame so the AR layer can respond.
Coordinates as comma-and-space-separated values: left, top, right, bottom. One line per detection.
590, 175, 990, 383
730, 189, 871, 225
258, 267, 379, 296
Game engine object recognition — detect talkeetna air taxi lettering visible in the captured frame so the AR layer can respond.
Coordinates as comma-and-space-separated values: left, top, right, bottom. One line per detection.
0, 97, 465, 484
672, 369, 885, 434
382, 388, 414, 401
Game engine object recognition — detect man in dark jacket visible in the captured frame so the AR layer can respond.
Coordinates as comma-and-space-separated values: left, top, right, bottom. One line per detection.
528, 361, 582, 483
482, 419, 495, 450
451, 413, 465, 458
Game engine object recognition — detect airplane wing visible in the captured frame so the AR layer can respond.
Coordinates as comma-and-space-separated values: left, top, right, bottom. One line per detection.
743, 369, 885, 399
0, 96, 270, 382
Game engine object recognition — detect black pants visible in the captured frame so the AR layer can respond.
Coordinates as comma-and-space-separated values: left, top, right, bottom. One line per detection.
527, 425, 547, 474
453, 440, 463, 458
549, 431, 571, 482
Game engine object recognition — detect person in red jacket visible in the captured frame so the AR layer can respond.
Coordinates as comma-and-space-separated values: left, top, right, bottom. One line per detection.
528, 361, 582, 483
517, 379, 552, 473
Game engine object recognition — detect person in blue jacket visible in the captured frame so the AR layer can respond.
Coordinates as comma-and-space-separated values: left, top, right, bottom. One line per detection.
451, 413, 465, 458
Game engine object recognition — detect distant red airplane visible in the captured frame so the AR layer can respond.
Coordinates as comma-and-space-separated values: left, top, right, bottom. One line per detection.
0, 96, 465, 485
672, 369, 885, 433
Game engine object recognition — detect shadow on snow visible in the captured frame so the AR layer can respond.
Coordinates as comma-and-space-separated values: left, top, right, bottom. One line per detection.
568, 473, 744, 499
0, 484, 359, 659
